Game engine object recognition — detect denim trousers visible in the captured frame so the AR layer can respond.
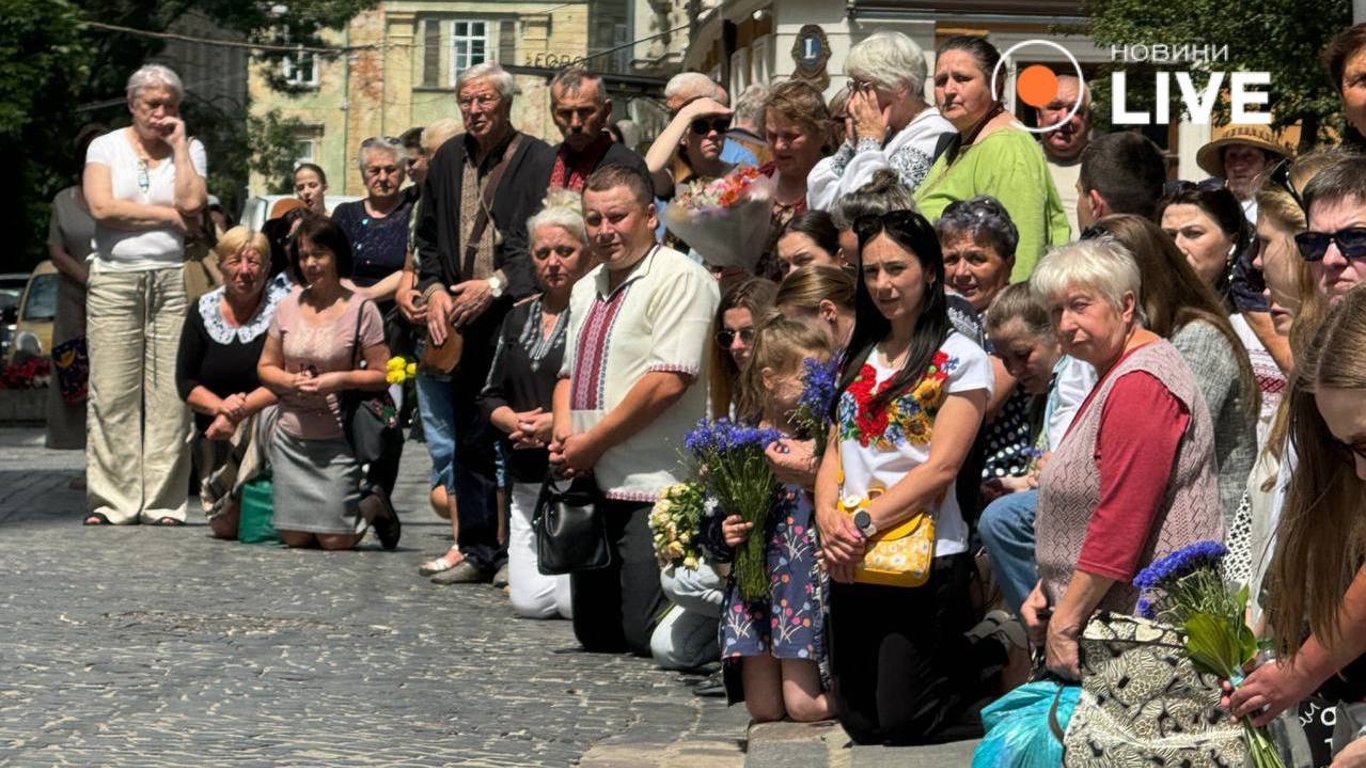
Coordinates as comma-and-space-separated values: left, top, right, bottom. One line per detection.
414, 371, 456, 492
977, 489, 1040, 614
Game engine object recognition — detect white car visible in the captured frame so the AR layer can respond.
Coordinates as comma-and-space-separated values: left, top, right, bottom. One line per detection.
238, 194, 362, 231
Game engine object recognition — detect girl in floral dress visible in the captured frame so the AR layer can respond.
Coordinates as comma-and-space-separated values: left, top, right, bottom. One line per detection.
718, 315, 835, 723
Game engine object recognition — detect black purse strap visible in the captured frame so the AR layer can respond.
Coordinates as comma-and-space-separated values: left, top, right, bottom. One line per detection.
349, 298, 372, 369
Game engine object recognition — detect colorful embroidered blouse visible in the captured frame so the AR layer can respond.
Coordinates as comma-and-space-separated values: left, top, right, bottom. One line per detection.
836, 332, 993, 556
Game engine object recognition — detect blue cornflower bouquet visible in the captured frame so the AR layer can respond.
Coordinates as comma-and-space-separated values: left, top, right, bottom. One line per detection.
790, 356, 839, 447
1133, 541, 1284, 768
684, 418, 782, 601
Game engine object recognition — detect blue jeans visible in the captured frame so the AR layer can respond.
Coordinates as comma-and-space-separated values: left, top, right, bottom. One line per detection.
978, 489, 1039, 614
415, 372, 456, 492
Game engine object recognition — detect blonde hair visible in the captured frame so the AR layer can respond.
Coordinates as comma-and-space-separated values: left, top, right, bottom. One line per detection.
735, 313, 833, 425
213, 226, 269, 263
1268, 284, 1366, 657
775, 264, 856, 316
422, 119, 462, 154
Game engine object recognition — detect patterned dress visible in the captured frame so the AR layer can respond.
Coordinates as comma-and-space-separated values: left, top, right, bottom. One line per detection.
719, 484, 825, 661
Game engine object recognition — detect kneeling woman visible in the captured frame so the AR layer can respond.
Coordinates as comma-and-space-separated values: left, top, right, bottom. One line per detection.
814, 210, 1010, 745
258, 216, 393, 549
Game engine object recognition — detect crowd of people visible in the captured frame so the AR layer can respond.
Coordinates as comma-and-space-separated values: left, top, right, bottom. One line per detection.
44, 20, 1366, 759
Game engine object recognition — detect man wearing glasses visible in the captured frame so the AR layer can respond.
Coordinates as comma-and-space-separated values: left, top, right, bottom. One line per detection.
414, 62, 555, 584
1296, 155, 1366, 306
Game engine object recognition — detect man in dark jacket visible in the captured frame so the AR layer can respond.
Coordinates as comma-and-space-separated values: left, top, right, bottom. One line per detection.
416, 62, 554, 583
545, 67, 647, 189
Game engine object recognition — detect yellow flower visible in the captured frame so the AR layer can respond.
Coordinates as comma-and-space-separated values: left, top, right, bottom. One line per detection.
405, 363, 417, 377
386, 357, 405, 372
902, 411, 933, 444
912, 376, 943, 406
385, 370, 403, 385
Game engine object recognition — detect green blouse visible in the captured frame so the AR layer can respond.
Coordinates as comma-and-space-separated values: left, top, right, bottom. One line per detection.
914, 127, 1072, 281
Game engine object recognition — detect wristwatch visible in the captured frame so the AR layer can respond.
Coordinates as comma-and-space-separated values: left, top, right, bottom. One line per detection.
853, 509, 877, 538
486, 273, 506, 299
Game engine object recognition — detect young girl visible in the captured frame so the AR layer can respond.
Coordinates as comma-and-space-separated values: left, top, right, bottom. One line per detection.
718, 314, 835, 723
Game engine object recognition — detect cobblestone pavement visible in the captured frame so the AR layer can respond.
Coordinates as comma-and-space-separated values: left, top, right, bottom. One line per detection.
0, 428, 750, 767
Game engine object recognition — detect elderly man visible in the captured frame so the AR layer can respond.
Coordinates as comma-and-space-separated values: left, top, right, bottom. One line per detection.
414, 62, 555, 584
1036, 75, 1091, 235
550, 163, 719, 656
546, 67, 646, 190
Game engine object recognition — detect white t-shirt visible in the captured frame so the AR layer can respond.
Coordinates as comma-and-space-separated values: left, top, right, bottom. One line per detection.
1043, 355, 1097, 451
835, 331, 994, 556
85, 129, 208, 270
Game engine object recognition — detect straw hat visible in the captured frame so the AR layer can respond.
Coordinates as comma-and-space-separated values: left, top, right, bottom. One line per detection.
269, 197, 307, 220
1196, 125, 1291, 177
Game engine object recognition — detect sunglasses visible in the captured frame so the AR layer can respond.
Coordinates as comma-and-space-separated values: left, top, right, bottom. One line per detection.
690, 118, 731, 136
1294, 227, 1366, 262
852, 210, 931, 243
716, 327, 755, 346
1267, 158, 1305, 213
1162, 178, 1225, 198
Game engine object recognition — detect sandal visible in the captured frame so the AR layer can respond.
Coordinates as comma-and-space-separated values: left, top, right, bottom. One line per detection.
83, 512, 112, 526
153, 517, 185, 526
419, 548, 464, 576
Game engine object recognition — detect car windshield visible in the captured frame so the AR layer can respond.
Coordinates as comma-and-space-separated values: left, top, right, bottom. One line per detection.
21, 274, 57, 321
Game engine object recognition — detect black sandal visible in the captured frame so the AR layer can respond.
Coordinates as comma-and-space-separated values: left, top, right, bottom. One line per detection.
83, 512, 112, 526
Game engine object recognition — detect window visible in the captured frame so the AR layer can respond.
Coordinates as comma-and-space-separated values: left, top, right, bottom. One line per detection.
612, 23, 630, 73
422, 19, 441, 86
729, 48, 750, 95
750, 36, 771, 86
282, 50, 318, 87
451, 21, 488, 79
294, 138, 316, 167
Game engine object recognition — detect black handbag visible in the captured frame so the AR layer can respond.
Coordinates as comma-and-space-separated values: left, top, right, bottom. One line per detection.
532, 475, 611, 575
340, 299, 402, 464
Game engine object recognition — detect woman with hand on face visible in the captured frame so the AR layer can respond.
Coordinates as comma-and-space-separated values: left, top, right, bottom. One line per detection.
293, 163, 328, 216
914, 36, 1070, 280
257, 216, 400, 551
83, 64, 207, 526
477, 190, 593, 617
176, 227, 285, 539
1022, 238, 1222, 682
813, 210, 1017, 745
645, 94, 735, 200
807, 31, 955, 211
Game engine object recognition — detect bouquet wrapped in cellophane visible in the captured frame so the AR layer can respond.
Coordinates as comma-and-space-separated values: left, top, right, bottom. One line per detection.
663, 166, 774, 271
648, 482, 707, 570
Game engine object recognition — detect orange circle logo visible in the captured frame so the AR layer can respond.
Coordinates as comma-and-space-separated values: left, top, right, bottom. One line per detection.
1017, 65, 1060, 109
991, 40, 1086, 135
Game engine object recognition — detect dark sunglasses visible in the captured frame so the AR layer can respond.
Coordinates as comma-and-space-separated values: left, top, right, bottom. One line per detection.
690, 118, 732, 136
716, 327, 755, 346
852, 210, 930, 243
1266, 158, 1306, 214
1294, 227, 1366, 262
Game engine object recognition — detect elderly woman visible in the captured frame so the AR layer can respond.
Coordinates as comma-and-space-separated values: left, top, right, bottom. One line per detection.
258, 216, 399, 550
1085, 214, 1258, 524
478, 189, 591, 618
807, 31, 955, 210
1022, 238, 1223, 680
293, 163, 328, 215
754, 81, 831, 278
331, 136, 415, 496
46, 124, 104, 453
776, 210, 843, 279
82, 64, 207, 526
176, 227, 285, 539
708, 277, 778, 419
914, 36, 1070, 279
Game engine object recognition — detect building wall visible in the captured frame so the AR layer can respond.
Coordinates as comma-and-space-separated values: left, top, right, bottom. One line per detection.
248, 0, 595, 196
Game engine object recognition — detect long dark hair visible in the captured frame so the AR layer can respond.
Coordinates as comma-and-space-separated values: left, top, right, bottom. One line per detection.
839, 210, 950, 413
1156, 184, 1252, 306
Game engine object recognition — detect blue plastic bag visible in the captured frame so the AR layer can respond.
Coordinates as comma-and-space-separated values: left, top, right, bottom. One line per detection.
972, 680, 1081, 768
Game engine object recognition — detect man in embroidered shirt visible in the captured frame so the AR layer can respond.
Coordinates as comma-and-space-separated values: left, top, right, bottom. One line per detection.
545, 67, 647, 191
414, 62, 554, 584
549, 163, 719, 656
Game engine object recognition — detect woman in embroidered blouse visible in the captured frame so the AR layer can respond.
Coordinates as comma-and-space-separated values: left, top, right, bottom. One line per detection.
812, 210, 1006, 745
806, 31, 955, 211
176, 227, 284, 539
258, 216, 397, 550
1021, 238, 1223, 681
479, 190, 593, 618
913, 36, 1070, 280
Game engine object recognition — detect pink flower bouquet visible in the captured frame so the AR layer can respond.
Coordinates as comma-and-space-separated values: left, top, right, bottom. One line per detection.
663, 167, 774, 271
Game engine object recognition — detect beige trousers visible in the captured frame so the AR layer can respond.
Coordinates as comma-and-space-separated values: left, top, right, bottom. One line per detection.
85, 266, 192, 523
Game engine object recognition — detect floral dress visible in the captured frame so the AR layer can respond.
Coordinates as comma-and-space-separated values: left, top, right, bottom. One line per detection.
719, 483, 825, 662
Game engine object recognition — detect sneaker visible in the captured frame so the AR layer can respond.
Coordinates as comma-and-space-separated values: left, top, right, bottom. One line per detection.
693, 670, 726, 698
359, 487, 401, 550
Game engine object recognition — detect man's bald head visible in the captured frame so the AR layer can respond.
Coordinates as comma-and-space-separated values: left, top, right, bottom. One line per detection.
664, 72, 728, 113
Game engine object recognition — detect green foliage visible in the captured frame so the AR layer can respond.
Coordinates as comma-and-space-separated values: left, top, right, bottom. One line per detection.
1081, 0, 1350, 149
247, 109, 307, 195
